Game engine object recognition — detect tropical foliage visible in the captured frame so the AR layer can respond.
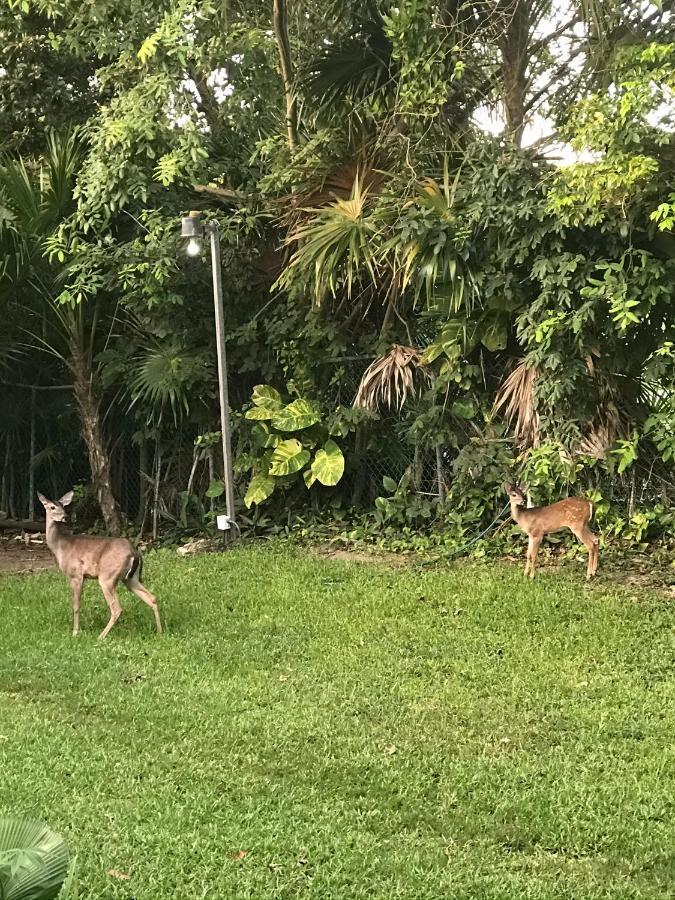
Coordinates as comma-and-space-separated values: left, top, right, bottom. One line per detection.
2, 0, 675, 546
0, 816, 71, 900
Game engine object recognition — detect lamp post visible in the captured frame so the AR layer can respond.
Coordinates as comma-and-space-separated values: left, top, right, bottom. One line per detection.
181, 211, 236, 536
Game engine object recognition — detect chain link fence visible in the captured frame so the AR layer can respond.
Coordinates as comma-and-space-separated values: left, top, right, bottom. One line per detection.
3, 373, 674, 533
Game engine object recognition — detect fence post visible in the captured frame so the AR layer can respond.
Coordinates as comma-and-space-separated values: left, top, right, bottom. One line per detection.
436, 445, 446, 504
28, 387, 36, 521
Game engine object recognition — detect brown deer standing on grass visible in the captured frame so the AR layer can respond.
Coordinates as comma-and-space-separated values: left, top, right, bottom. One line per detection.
503, 483, 599, 579
38, 491, 162, 639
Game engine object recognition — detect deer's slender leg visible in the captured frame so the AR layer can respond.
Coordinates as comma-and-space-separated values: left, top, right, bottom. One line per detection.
69, 574, 83, 637
528, 535, 542, 579
98, 578, 122, 640
571, 526, 598, 579
126, 576, 162, 634
523, 537, 533, 577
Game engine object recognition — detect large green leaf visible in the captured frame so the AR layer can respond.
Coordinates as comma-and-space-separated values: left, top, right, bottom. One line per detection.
205, 480, 225, 498
271, 400, 320, 432
0, 817, 69, 900
310, 440, 345, 486
421, 318, 479, 364
250, 423, 279, 449
245, 406, 277, 421
269, 439, 311, 476
244, 474, 275, 508
251, 384, 282, 409
382, 475, 398, 493
480, 317, 507, 352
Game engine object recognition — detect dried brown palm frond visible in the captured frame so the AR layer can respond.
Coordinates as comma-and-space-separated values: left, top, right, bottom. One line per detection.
353, 344, 428, 412
493, 360, 540, 448
278, 154, 384, 232
579, 401, 628, 459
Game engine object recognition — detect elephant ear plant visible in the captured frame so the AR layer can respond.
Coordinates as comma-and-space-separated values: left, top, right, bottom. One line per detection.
0, 817, 74, 900
241, 385, 346, 508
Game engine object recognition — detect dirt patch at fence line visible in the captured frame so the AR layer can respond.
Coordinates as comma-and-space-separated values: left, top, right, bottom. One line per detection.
310, 545, 412, 568
0, 535, 54, 574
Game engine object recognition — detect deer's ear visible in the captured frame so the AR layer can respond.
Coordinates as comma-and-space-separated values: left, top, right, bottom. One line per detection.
37, 492, 49, 507
58, 490, 74, 507
503, 481, 512, 494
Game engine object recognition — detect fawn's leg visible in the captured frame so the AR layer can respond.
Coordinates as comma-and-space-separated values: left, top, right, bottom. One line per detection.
571, 526, 598, 579
98, 578, 122, 640
528, 535, 542, 579
69, 574, 83, 637
126, 575, 162, 634
523, 537, 533, 577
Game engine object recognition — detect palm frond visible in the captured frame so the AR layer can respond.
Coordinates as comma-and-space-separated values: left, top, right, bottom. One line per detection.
353, 344, 428, 412
493, 360, 540, 448
0, 155, 41, 231
300, 11, 394, 113
0, 815, 69, 900
42, 131, 81, 225
128, 345, 213, 426
275, 172, 380, 302
579, 401, 627, 458
387, 165, 478, 316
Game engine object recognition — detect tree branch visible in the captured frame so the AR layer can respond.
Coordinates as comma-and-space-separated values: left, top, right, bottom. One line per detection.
272, 0, 299, 154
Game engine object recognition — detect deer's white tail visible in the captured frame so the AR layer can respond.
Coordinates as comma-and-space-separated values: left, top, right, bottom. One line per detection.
125, 554, 142, 582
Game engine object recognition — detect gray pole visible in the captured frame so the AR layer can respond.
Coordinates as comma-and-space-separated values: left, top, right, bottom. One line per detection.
28, 387, 36, 521
207, 223, 237, 533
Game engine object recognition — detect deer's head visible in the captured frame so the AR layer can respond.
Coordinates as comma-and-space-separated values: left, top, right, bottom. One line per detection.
503, 482, 528, 506
37, 491, 74, 522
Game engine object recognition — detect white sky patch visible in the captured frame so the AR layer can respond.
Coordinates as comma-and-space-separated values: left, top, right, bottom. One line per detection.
168, 79, 210, 132
646, 88, 675, 132
471, 105, 589, 166
470, 1, 592, 165
207, 67, 235, 103
470, 1, 668, 167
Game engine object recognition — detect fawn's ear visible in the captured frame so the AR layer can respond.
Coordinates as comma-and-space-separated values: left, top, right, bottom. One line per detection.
58, 490, 74, 507
37, 492, 49, 507
503, 481, 512, 494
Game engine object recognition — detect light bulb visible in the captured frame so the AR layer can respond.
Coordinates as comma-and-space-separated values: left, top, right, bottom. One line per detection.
186, 237, 202, 257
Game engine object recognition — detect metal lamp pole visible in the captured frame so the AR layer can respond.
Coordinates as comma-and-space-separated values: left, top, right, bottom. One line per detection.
181, 212, 236, 536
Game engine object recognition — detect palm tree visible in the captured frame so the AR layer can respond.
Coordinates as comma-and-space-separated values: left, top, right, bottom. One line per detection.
0, 132, 123, 533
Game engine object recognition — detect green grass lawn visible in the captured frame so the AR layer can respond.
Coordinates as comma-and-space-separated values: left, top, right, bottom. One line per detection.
0, 546, 673, 899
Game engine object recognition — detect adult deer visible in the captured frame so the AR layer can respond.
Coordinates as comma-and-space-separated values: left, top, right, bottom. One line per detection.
503, 482, 599, 579
38, 491, 162, 639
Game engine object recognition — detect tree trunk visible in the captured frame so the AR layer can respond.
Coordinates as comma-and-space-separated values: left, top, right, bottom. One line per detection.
272, 0, 299, 153
70, 349, 123, 535
499, 0, 531, 147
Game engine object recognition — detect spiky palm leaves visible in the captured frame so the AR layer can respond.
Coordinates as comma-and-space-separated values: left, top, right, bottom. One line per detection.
300, 5, 394, 116
128, 343, 214, 427
353, 344, 427, 412
494, 358, 629, 457
276, 173, 380, 303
